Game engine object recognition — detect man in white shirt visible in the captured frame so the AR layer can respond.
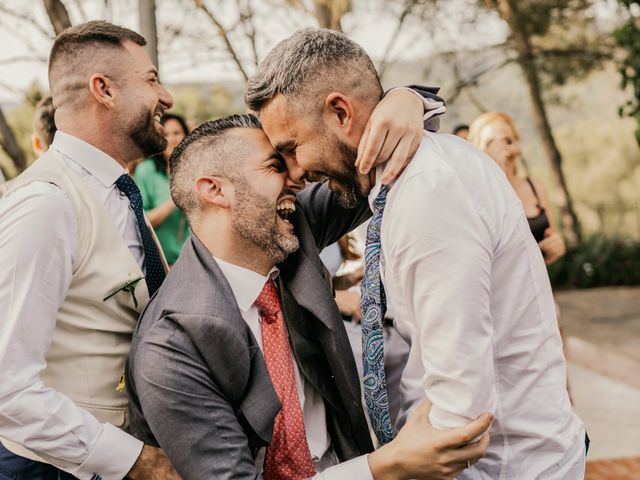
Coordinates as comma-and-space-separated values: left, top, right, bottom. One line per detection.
0, 21, 179, 480
127, 114, 492, 480
248, 29, 587, 479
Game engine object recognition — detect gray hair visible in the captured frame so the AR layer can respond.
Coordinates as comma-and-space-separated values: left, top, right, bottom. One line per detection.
169, 114, 262, 225
245, 28, 382, 115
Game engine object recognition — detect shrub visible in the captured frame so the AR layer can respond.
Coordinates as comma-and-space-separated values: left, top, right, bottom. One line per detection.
548, 235, 640, 288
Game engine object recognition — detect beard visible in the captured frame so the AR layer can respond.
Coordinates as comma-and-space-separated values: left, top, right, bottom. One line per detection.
325, 133, 361, 209
231, 177, 300, 264
128, 108, 167, 158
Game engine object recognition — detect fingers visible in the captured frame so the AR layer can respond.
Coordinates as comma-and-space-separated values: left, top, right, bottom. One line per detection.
380, 133, 416, 184
355, 120, 372, 170
376, 129, 402, 172
445, 412, 493, 447
449, 431, 490, 464
357, 120, 390, 175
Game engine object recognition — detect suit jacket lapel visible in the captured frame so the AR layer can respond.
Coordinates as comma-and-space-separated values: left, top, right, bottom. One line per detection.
279, 217, 341, 332
189, 236, 281, 445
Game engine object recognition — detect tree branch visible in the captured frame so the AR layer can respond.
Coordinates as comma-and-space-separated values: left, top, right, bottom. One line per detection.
238, 0, 260, 67
0, 55, 48, 65
378, 0, 417, 79
43, 0, 72, 36
193, 0, 250, 82
447, 56, 516, 104
0, 5, 53, 38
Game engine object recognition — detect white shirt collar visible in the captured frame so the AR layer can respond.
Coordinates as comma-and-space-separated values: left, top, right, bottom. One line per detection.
213, 256, 280, 313
50, 131, 128, 188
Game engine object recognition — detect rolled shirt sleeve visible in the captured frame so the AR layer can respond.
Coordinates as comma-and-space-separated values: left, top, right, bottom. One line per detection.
0, 183, 142, 480
383, 168, 496, 430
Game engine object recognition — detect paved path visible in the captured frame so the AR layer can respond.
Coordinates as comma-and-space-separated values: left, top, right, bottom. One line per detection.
555, 287, 640, 478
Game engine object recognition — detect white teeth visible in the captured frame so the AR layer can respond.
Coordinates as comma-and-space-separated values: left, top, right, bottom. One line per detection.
154, 114, 161, 122
276, 199, 296, 212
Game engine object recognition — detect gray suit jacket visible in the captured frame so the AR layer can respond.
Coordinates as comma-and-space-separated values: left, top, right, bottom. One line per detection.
126, 183, 373, 479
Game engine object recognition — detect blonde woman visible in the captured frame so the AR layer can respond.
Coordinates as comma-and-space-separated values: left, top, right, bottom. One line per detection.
469, 112, 566, 265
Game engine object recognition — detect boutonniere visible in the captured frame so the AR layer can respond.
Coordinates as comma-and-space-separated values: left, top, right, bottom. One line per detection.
103, 276, 144, 309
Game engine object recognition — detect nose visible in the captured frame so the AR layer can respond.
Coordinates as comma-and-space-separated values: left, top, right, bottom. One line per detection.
284, 156, 307, 185
286, 174, 304, 193
158, 83, 174, 110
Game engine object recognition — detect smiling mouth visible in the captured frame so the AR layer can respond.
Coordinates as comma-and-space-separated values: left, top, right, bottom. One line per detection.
276, 197, 296, 223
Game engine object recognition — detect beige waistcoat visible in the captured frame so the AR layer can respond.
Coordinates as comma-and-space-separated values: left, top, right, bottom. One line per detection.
1, 150, 160, 463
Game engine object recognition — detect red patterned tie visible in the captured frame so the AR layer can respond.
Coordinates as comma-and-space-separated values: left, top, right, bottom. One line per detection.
255, 279, 316, 480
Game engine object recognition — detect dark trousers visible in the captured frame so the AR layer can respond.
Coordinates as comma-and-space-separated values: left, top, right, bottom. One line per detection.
0, 443, 76, 480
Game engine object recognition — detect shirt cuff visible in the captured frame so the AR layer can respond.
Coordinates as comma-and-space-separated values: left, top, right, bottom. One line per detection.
72, 423, 143, 480
386, 87, 447, 124
313, 454, 373, 480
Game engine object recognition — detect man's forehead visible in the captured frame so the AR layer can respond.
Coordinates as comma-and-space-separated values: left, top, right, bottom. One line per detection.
228, 127, 277, 160
122, 40, 156, 74
259, 95, 299, 150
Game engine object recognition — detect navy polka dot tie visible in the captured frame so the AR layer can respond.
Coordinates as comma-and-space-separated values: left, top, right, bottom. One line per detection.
115, 174, 166, 296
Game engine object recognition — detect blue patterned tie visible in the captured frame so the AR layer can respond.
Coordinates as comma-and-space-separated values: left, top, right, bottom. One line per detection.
361, 184, 394, 445
115, 174, 166, 296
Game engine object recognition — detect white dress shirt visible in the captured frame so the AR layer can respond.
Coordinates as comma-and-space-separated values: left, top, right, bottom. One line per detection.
214, 257, 372, 479
369, 132, 586, 479
0, 131, 144, 479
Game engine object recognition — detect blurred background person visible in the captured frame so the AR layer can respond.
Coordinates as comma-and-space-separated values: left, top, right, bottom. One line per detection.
31, 96, 56, 157
134, 112, 190, 265
0, 96, 56, 194
469, 112, 566, 265
452, 123, 469, 140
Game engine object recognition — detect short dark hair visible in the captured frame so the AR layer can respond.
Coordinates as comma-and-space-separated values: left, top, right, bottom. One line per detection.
33, 96, 56, 149
48, 21, 146, 109
170, 114, 262, 223
150, 113, 190, 174
49, 20, 145, 78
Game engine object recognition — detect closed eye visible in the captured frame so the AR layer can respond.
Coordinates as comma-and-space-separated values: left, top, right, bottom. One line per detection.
271, 160, 286, 173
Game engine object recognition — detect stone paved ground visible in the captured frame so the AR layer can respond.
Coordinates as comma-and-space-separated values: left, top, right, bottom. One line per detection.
555, 287, 640, 479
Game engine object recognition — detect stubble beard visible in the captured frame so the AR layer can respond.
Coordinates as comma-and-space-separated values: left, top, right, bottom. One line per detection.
231, 177, 300, 264
329, 135, 362, 209
129, 108, 167, 158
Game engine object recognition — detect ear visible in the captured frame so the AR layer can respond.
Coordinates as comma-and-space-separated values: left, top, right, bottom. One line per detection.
323, 92, 355, 133
195, 176, 231, 209
88, 73, 116, 109
31, 134, 44, 156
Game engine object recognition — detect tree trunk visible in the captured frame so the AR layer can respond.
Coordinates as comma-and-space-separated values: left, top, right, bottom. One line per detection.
496, 0, 582, 245
0, 107, 27, 174
43, 0, 72, 36
138, 0, 159, 69
312, 0, 351, 31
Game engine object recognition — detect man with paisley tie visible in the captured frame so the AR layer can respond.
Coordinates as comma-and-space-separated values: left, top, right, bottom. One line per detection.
249, 28, 587, 480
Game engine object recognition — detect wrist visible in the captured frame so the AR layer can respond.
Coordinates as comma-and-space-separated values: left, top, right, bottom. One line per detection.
368, 442, 405, 480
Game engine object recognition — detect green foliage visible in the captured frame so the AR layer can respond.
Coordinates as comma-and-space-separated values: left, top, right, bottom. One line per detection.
551, 108, 640, 239
549, 235, 640, 288
613, 0, 640, 143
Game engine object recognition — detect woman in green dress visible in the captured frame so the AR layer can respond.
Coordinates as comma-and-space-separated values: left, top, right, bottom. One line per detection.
135, 113, 190, 265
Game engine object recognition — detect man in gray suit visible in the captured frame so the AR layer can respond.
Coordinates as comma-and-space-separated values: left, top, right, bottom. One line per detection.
127, 115, 491, 480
